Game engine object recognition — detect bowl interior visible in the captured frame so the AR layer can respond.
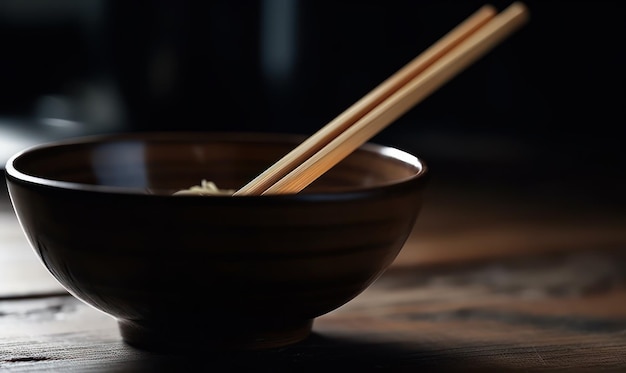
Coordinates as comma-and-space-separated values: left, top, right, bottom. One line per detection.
8, 132, 425, 194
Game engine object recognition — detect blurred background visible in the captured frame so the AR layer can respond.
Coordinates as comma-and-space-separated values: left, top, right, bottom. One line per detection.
0, 0, 624, 203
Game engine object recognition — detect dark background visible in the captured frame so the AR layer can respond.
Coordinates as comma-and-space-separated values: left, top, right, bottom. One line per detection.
0, 0, 624, 202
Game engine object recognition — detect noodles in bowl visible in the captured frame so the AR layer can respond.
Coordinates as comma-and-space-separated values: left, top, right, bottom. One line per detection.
173, 180, 235, 196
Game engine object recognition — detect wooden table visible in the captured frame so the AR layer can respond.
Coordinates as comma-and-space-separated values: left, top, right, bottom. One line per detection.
1, 174, 625, 372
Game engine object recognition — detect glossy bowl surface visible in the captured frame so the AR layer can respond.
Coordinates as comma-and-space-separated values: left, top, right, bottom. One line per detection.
5, 131, 428, 351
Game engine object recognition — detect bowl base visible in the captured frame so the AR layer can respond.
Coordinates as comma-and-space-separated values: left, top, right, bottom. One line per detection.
118, 318, 314, 351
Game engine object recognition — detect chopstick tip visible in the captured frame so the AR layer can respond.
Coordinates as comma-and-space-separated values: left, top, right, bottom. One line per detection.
507, 2, 531, 18
495, 2, 530, 27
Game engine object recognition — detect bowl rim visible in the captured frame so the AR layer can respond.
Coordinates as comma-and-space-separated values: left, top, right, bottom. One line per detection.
4, 131, 428, 197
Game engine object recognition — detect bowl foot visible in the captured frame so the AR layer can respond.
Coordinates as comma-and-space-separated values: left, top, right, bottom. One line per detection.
118, 318, 314, 351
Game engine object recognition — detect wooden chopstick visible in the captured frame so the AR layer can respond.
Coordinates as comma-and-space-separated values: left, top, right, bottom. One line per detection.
233, 5, 497, 196
235, 2, 529, 196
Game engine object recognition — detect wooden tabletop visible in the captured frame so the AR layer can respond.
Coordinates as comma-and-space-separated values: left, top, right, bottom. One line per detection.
1, 174, 625, 372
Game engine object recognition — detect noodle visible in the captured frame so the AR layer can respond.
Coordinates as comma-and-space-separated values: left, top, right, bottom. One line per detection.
173, 179, 235, 196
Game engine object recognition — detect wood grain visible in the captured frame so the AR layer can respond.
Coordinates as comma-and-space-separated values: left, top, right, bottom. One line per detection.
1, 247, 625, 372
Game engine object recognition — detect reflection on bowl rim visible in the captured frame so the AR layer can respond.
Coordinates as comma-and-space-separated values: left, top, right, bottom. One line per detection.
4, 131, 427, 197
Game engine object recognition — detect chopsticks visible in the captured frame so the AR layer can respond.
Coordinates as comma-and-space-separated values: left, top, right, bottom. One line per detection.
234, 2, 529, 196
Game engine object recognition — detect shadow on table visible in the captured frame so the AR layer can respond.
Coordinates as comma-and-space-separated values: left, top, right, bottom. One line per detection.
125, 332, 521, 373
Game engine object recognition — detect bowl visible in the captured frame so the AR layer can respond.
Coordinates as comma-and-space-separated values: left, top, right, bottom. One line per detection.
4, 131, 428, 351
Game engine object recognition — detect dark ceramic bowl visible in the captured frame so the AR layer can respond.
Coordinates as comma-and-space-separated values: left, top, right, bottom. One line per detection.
5, 132, 428, 351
